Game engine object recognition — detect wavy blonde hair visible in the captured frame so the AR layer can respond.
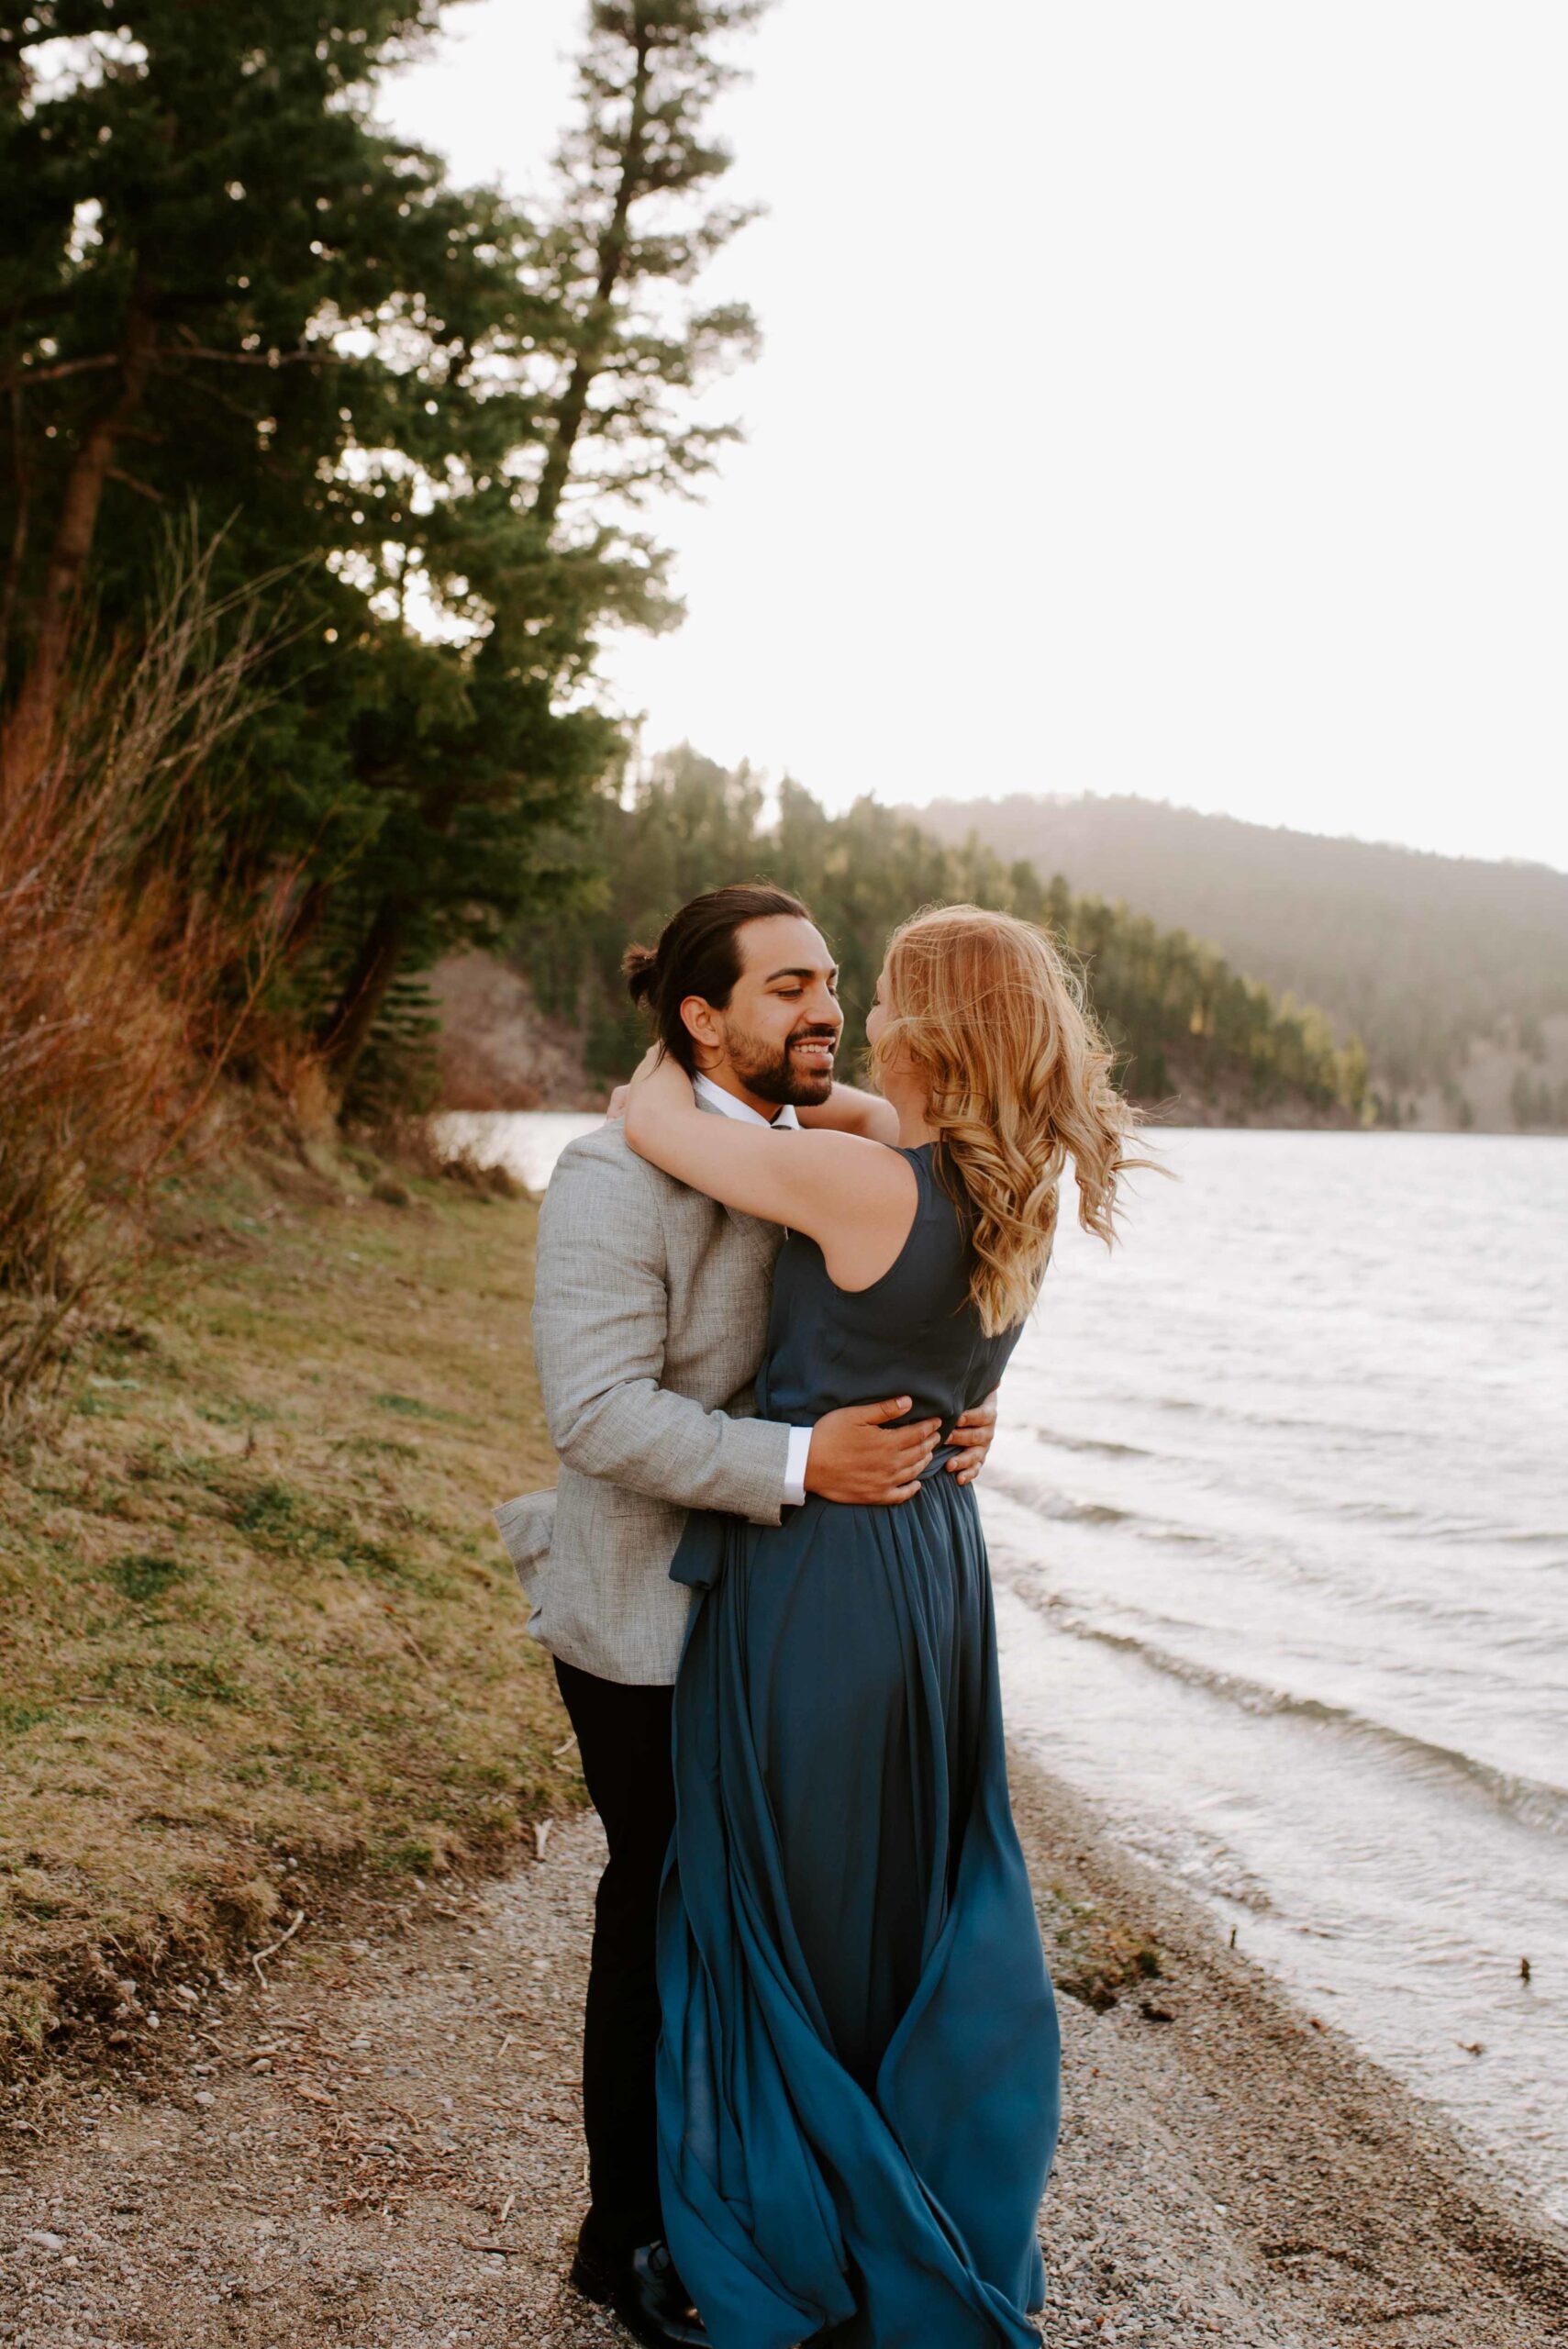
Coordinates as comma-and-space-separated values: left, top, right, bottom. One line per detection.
872, 904, 1146, 1334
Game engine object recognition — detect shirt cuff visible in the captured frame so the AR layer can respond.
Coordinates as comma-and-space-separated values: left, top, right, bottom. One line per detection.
782, 1422, 813, 1508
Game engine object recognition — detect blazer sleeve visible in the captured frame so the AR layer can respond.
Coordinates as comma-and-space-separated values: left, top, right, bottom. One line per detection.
532, 1136, 790, 1527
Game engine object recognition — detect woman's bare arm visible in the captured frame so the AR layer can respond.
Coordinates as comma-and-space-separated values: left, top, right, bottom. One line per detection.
797, 1082, 900, 1144
604, 1075, 895, 1140
624, 1052, 917, 1292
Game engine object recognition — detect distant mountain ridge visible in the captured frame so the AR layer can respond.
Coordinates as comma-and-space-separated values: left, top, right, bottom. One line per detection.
904, 794, 1568, 1128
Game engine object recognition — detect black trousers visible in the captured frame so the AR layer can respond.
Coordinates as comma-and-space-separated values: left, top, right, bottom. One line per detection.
552, 1654, 677, 2259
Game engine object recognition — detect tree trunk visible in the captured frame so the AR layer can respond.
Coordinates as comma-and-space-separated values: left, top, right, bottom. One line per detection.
531, 16, 652, 538
0, 296, 157, 797
0, 385, 30, 700
316, 896, 410, 1093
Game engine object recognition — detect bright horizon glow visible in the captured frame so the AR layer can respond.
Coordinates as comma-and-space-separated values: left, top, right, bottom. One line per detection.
385, 1, 1568, 874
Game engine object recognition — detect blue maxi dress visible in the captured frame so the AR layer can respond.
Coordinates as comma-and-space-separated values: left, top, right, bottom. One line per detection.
657, 1144, 1061, 2348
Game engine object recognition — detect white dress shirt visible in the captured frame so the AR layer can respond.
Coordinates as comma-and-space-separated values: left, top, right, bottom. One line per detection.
693, 1073, 813, 1507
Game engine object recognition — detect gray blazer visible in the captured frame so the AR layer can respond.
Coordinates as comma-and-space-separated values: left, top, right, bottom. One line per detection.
495, 1103, 789, 1685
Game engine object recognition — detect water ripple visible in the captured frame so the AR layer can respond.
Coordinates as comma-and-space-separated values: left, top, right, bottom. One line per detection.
1002, 1578, 1568, 1840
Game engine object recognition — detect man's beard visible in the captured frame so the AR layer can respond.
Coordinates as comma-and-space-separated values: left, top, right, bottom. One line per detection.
726, 1020, 840, 1108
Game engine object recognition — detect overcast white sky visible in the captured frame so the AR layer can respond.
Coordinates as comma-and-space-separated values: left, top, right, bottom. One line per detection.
386, 1, 1568, 870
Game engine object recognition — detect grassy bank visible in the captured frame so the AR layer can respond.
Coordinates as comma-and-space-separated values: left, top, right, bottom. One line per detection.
0, 1150, 578, 2066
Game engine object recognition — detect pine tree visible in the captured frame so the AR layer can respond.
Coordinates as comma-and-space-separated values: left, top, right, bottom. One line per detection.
312, 0, 770, 1084
0, 2, 450, 788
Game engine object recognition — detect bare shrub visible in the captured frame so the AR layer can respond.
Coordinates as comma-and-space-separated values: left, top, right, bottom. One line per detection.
0, 529, 295, 1401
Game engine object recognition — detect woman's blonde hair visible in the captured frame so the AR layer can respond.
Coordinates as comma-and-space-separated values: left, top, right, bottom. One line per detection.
871, 903, 1146, 1334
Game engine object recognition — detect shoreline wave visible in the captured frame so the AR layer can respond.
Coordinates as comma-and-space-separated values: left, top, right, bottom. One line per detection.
996, 1572, 1568, 1840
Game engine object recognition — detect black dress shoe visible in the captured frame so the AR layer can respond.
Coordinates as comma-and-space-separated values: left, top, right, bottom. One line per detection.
569, 2234, 708, 2347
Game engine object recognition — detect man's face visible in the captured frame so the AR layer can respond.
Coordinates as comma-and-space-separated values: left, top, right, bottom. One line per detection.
684, 914, 842, 1108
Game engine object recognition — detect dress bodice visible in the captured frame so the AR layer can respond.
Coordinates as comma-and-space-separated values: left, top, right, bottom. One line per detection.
757, 1143, 1023, 1439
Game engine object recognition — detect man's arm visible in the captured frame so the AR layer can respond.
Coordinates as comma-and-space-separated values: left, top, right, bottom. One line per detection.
533, 1136, 791, 1525
534, 1132, 941, 1516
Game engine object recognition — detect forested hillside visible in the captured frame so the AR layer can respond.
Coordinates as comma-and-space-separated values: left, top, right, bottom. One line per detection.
513, 751, 1368, 1124
908, 794, 1568, 1123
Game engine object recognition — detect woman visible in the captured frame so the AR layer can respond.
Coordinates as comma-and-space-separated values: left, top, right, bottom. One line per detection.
624, 903, 1141, 2349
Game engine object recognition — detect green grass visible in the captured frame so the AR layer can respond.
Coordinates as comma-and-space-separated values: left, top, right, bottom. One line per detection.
0, 1150, 575, 2065
107, 1552, 186, 1604
372, 1391, 469, 1426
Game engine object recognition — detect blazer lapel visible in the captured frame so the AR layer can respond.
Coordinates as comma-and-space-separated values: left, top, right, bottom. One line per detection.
693, 1092, 785, 1241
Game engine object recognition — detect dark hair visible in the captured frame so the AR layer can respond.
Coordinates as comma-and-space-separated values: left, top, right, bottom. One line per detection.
623, 884, 811, 1074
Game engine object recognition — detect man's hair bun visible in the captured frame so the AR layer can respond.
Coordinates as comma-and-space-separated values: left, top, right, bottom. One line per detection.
621, 941, 660, 1005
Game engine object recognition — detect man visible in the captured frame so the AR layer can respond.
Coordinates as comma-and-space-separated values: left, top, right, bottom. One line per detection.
496, 885, 996, 2349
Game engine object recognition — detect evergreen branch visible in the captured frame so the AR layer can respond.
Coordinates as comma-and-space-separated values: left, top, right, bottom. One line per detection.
0, 353, 122, 394
104, 464, 166, 506
162, 345, 343, 371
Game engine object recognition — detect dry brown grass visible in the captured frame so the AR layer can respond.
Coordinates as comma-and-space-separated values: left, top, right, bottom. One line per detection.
0, 527, 297, 1401
0, 1152, 576, 2067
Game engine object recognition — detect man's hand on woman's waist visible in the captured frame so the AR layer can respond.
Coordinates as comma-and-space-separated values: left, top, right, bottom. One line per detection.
804, 1398, 941, 1505
800, 1385, 1003, 1504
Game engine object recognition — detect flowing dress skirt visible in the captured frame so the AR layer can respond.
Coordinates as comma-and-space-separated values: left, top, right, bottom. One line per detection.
657, 1471, 1061, 2349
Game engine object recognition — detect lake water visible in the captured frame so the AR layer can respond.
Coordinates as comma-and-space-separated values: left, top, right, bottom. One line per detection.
448, 1115, 1568, 2227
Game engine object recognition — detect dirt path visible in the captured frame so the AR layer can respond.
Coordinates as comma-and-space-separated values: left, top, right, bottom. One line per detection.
2, 1776, 1564, 2349
0, 1818, 610, 2349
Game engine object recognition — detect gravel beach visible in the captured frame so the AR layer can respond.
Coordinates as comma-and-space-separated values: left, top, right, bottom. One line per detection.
2, 1752, 1563, 2349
